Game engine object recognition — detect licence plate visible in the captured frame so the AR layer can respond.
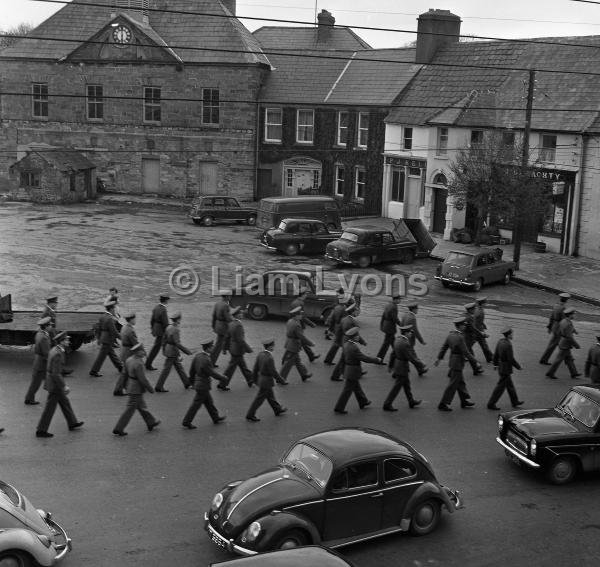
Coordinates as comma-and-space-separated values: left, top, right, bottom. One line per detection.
211, 532, 227, 548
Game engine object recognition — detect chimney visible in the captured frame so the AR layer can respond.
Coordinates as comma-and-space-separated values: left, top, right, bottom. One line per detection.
221, 0, 236, 15
317, 9, 335, 43
415, 9, 461, 64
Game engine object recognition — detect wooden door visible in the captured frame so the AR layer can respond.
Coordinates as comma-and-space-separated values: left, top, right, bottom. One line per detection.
432, 187, 448, 234
142, 157, 160, 194
199, 161, 218, 195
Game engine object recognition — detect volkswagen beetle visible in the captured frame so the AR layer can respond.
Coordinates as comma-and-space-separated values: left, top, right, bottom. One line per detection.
205, 428, 461, 556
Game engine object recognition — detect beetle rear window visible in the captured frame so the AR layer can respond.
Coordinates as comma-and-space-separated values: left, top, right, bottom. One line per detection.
445, 252, 473, 266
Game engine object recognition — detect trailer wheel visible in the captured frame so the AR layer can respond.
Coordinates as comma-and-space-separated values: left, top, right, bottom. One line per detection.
69, 337, 84, 351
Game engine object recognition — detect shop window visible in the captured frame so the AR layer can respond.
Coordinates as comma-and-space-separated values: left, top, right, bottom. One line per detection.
264, 108, 282, 142
542, 182, 566, 235
391, 168, 405, 202
32, 83, 48, 118
202, 88, 220, 125
437, 127, 448, 156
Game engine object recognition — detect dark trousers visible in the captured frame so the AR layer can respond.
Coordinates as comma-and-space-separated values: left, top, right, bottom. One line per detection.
331, 353, 345, 380
334, 379, 369, 411
247, 387, 282, 418
324, 342, 340, 364
146, 334, 163, 368
383, 374, 414, 408
303, 344, 318, 361
182, 390, 220, 424
114, 394, 156, 432
210, 333, 227, 365
540, 333, 560, 364
464, 336, 482, 373
37, 391, 78, 433
475, 336, 493, 362
440, 369, 470, 406
25, 356, 46, 403
548, 348, 578, 377
156, 356, 189, 389
113, 371, 128, 395
280, 351, 309, 380
376, 333, 396, 361
488, 373, 519, 406
90, 343, 123, 374
225, 355, 253, 385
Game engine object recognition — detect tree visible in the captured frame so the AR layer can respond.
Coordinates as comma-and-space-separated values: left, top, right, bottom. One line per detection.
447, 131, 551, 245
0, 23, 34, 48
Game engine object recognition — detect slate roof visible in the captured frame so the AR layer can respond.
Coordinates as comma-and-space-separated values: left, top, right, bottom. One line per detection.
13, 149, 96, 172
253, 26, 371, 51
0, 0, 269, 66
386, 36, 600, 133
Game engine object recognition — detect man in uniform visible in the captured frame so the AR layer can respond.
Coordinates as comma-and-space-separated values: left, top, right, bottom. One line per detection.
376, 294, 402, 362
146, 294, 170, 371
222, 306, 254, 390
434, 317, 479, 411
383, 324, 422, 411
584, 331, 600, 384
334, 327, 382, 414
113, 343, 160, 436
487, 327, 524, 410
540, 292, 571, 365
182, 338, 228, 428
36, 331, 84, 438
155, 311, 191, 392
400, 301, 429, 375
330, 302, 364, 382
211, 290, 233, 365
89, 300, 122, 377
25, 316, 53, 405
473, 297, 493, 362
546, 307, 581, 380
323, 295, 348, 365
463, 303, 484, 375
290, 288, 320, 362
113, 311, 138, 396
246, 338, 288, 422
280, 306, 313, 383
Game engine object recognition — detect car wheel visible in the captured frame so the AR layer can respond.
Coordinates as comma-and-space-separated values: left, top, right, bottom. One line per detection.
192, 219, 202, 225
202, 216, 214, 227
273, 529, 309, 550
473, 278, 484, 292
546, 457, 578, 485
503, 270, 512, 285
69, 337, 83, 351
400, 249, 415, 264
0, 552, 32, 567
441, 281, 450, 288
409, 499, 441, 536
327, 222, 337, 231
285, 243, 299, 256
247, 215, 257, 226
356, 255, 371, 268
247, 304, 268, 321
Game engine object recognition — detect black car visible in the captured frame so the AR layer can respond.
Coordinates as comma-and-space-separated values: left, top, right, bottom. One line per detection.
205, 428, 461, 556
209, 546, 356, 566
496, 384, 600, 484
260, 219, 342, 256
190, 196, 256, 227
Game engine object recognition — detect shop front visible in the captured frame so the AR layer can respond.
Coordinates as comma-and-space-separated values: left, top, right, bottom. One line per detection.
382, 155, 426, 219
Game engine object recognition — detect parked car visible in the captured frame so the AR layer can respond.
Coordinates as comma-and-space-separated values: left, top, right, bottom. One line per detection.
434, 248, 515, 292
325, 228, 418, 268
256, 197, 341, 231
260, 219, 342, 256
204, 427, 461, 556
229, 270, 360, 322
189, 196, 256, 227
209, 546, 356, 566
0, 478, 71, 566
496, 384, 600, 484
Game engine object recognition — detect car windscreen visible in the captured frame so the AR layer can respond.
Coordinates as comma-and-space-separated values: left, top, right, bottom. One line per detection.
340, 232, 359, 243
282, 443, 333, 488
558, 391, 600, 428
445, 252, 473, 266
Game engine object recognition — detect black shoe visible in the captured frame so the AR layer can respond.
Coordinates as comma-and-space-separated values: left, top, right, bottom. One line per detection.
473, 370, 484, 376
324, 361, 334, 366
36, 431, 53, 438
182, 423, 197, 430
113, 391, 126, 396
275, 407, 288, 416
246, 416, 260, 422
61, 368, 73, 376
112, 430, 127, 436
0, 428, 4, 434
145, 365, 157, 371
383, 405, 398, 412
512, 401, 525, 407
409, 400, 422, 408
214, 416, 226, 424
89, 371, 103, 377
334, 409, 348, 414
361, 371, 367, 376
155, 388, 169, 392
545, 373, 558, 380
572, 373, 582, 379
24, 400, 40, 405
217, 384, 231, 391
148, 420, 161, 431
487, 404, 501, 410
278, 381, 289, 386
438, 404, 452, 412
301, 374, 312, 382
360, 400, 372, 409
310, 355, 321, 362
461, 401, 475, 408
418, 368, 429, 376
69, 421, 84, 430
331, 377, 343, 382
539, 360, 551, 366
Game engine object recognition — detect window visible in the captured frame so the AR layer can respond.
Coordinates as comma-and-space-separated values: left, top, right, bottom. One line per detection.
408, 167, 421, 177
86, 85, 103, 120
296, 109, 314, 143
225, 197, 239, 207
313, 170, 320, 189
213, 198, 225, 207
384, 458, 417, 482
331, 461, 378, 492
298, 222, 311, 233
337, 111, 349, 145
20, 172, 40, 187
382, 232, 395, 245
264, 108, 282, 142
540, 134, 557, 162
391, 168, 404, 202
357, 112, 369, 148
354, 166, 366, 200
313, 223, 327, 234
202, 88, 220, 125
502, 131, 516, 148
403, 127, 413, 150
143, 87, 161, 123
286, 169, 293, 187
69, 174, 76, 192
32, 83, 48, 118
437, 127, 448, 155
470, 130, 484, 146
334, 164, 345, 197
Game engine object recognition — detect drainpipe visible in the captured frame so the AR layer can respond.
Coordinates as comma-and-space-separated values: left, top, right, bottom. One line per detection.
571, 133, 585, 256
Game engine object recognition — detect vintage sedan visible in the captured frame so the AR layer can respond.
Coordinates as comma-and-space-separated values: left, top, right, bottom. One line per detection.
496, 384, 600, 484
434, 248, 515, 292
209, 546, 356, 566
0, 478, 71, 566
204, 428, 461, 556
190, 196, 256, 227
260, 219, 342, 256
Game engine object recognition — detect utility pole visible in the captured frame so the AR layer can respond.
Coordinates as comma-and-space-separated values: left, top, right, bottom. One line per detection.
513, 69, 535, 271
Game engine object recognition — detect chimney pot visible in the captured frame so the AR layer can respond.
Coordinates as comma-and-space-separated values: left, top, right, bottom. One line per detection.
415, 9, 461, 64
317, 9, 335, 43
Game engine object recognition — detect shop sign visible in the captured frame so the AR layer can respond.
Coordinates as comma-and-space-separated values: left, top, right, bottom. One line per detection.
385, 156, 426, 169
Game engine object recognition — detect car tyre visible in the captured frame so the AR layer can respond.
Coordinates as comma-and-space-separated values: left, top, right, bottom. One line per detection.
202, 216, 214, 227
69, 337, 83, 351
409, 499, 441, 536
503, 270, 512, 285
285, 243, 299, 256
356, 255, 371, 269
546, 456, 577, 485
247, 215, 257, 226
0, 551, 32, 567
273, 529, 309, 550
192, 219, 202, 225
473, 278, 484, 292
247, 304, 268, 321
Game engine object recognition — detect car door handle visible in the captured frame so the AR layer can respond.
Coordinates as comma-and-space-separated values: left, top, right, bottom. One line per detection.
370, 492, 383, 498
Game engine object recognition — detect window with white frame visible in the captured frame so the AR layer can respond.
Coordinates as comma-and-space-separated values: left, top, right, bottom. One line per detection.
296, 109, 314, 143
202, 88, 220, 125
32, 83, 49, 118
20, 171, 41, 187
357, 112, 369, 148
334, 164, 345, 196
87, 85, 103, 120
437, 127, 448, 156
337, 111, 349, 145
391, 168, 404, 202
470, 130, 483, 146
540, 134, 557, 162
286, 169, 293, 188
354, 166, 366, 200
143, 87, 161, 123
264, 108, 282, 142
403, 127, 413, 150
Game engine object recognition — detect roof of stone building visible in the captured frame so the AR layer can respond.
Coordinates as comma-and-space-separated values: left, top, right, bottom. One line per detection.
0, 0, 269, 66
253, 26, 371, 51
12, 149, 96, 172
386, 36, 600, 133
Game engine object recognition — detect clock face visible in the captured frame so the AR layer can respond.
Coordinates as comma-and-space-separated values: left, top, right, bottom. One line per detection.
112, 25, 132, 45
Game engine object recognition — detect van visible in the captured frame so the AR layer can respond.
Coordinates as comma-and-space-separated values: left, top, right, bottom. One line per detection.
256, 196, 342, 230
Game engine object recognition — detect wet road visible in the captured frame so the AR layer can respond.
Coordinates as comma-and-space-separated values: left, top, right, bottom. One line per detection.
1, 202, 600, 567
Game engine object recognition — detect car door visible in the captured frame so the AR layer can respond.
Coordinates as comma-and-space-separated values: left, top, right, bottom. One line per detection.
380, 457, 423, 529
213, 197, 226, 222
367, 233, 384, 263
483, 252, 503, 283
323, 460, 382, 541
311, 222, 330, 253
380, 231, 400, 262
226, 197, 241, 221
297, 222, 313, 253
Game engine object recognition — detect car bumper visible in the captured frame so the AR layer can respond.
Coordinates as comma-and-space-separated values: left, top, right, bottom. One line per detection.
48, 517, 72, 563
260, 242, 277, 251
325, 254, 352, 264
434, 275, 477, 288
444, 487, 463, 511
496, 437, 540, 469
204, 513, 256, 556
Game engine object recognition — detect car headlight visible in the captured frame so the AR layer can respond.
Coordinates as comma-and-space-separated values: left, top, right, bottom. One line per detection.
245, 521, 262, 542
211, 493, 223, 509
530, 439, 537, 457
497, 416, 504, 432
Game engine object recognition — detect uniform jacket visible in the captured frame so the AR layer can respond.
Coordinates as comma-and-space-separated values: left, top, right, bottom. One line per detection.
338, 315, 366, 346
32, 330, 51, 373
120, 323, 138, 362
212, 300, 232, 335
284, 318, 312, 352
290, 297, 316, 328
162, 324, 191, 357
125, 355, 154, 394
584, 343, 600, 382
493, 337, 521, 375
557, 318, 579, 350
343, 340, 379, 381
437, 330, 478, 370
41, 305, 56, 327
189, 352, 227, 391
150, 303, 169, 338
473, 305, 487, 332
252, 350, 284, 388
388, 335, 420, 376
547, 302, 566, 334
226, 319, 252, 356
98, 312, 120, 345
44, 345, 67, 393
379, 301, 400, 334
326, 303, 346, 335
463, 313, 483, 340
400, 310, 425, 344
